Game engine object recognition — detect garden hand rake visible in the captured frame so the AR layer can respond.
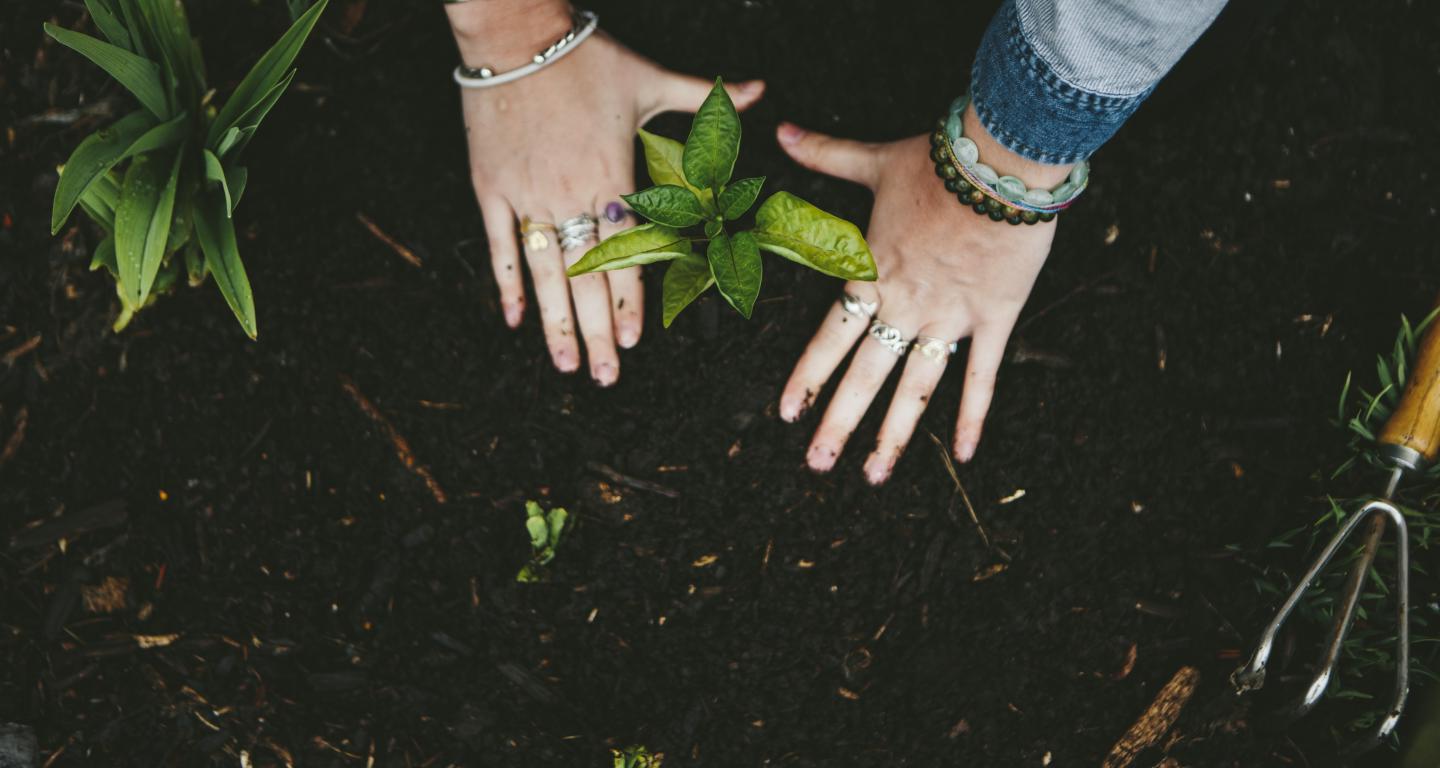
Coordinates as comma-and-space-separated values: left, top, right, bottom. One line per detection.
1232, 301, 1440, 756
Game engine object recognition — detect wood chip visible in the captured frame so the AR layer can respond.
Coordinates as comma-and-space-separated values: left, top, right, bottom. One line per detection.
998, 489, 1026, 504
1, 334, 40, 367
0, 406, 27, 467
972, 563, 1007, 582
1103, 666, 1199, 768
691, 554, 718, 568
135, 633, 180, 649
81, 576, 129, 614
1112, 642, 1138, 680
837, 686, 860, 701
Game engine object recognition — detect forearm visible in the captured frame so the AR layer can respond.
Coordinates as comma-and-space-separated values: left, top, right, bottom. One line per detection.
970, 0, 1228, 166
444, 0, 572, 68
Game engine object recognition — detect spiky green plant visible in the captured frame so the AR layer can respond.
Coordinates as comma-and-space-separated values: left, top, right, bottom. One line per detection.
45, 0, 329, 338
1251, 308, 1440, 741
566, 78, 877, 327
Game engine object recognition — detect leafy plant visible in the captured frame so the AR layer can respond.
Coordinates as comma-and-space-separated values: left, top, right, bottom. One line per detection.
1250, 308, 1440, 742
566, 77, 877, 327
612, 745, 663, 768
45, 0, 329, 338
516, 500, 569, 583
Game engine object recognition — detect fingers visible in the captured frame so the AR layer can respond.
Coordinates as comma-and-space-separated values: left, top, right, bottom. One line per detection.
562, 224, 620, 386
478, 198, 525, 328
597, 197, 643, 349
779, 284, 877, 422
649, 74, 765, 119
521, 211, 581, 374
863, 336, 954, 485
776, 123, 881, 189
805, 323, 912, 473
954, 327, 1010, 463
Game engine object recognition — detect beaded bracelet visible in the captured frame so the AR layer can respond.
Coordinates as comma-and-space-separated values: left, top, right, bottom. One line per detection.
929, 95, 1088, 225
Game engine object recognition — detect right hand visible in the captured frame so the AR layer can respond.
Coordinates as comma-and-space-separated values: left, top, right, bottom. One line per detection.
449, 1, 764, 385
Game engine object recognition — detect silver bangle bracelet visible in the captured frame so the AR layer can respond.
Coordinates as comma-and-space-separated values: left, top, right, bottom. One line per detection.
452, 9, 599, 89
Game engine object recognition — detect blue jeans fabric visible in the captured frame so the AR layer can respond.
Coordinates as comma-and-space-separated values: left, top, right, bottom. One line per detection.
971, 0, 1227, 164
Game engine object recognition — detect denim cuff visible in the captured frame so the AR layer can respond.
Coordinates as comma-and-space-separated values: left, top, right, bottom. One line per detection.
969, 0, 1152, 165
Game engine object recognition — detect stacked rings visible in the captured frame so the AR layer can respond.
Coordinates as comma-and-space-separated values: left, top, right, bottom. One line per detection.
558, 214, 599, 252
868, 320, 911, 356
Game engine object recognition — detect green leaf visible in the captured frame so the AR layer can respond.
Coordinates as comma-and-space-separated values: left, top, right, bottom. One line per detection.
213, 69, 297, 159
207, 0, 326, 146
703, 218, 724, 241
90, 236, 118, 275
77, 168, 122, 232
566, 223, 689, 276
661, 253, 714, 328
707, 230, 761, 319
183, 241, 206, 286
43, 23, 169, 119
84, 0, 132, 51
193, 189, 258, 338
682, 78, 740, 191
622, 185, 704, 228
546, 508, 568, 544
526, 515, 549, 550
51, 110, 151, 233
753, 191, 877, 281
226, 165, 249, 212
717, 176, 764, 220
202, 149, 232, 213
637, 128, 713, 210
114, 148, 181, 308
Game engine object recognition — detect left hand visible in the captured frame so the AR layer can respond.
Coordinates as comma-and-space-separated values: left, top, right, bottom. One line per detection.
774, 116, 1063, 484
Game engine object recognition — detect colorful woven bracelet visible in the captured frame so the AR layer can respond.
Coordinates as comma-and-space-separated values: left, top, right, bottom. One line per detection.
929, 95, 1089, 225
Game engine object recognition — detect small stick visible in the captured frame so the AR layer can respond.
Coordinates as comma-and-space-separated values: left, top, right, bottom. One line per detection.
928, 431, 1009, 561
2, 334, 40, 367
1103, 666, 1200, 768
0, 406, 26, 467
356, 212, 422, 268
339, 375, 447, 504
585, 461, 680, 499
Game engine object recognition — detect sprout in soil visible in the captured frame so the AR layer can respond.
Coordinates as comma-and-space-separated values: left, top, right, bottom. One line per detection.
566, 77, 877, 327
612, 745, 663, 768
516, 500, 569, 583
44, 0, 329, 338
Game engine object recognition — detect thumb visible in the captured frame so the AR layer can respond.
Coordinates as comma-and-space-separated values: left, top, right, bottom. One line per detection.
648, 73, 766, 120
776, 123, 880, 189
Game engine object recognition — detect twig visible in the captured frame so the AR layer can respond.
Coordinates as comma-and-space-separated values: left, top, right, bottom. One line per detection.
356, 212, 422, 268
928, 431, 1010, 561
1103, 666, 1200, 768
339, 375, 447, 504
584, 461, 680, 499
0, 406, 27, 467
2, 334, 41, 367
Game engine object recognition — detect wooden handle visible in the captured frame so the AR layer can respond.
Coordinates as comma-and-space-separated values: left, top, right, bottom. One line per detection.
1379, 299, 1440, 466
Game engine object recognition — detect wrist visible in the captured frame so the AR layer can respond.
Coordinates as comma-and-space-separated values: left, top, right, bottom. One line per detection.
960, 103, 1072, 189
446, 0, 573, 70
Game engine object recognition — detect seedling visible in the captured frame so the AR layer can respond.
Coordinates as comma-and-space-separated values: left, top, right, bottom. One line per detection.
44, 0, 329, 338
567, 77, 877, 326
612, 745, 663, 768
516, 500, 568, 583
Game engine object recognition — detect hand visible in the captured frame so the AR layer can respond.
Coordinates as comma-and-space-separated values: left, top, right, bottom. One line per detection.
774, 106, 1069, 483
449, 1, 764, 385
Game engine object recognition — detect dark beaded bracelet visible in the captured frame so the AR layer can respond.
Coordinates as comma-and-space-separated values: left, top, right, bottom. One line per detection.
929, 124, 1060, 226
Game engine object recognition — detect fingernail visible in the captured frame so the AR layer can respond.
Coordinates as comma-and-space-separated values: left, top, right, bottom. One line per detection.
593, 362, 617, 387
618, 327, 639, 349
504, 303, 522, 328
779, 398, 801, 423
864, 455, 890, 485
956, 441, 976, 463
553, 348, 579, 373
807, 444, 837, 473
778, 123, 805, 145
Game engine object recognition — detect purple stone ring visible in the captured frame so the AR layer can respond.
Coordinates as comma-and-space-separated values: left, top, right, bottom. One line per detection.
603, 201, 627, 224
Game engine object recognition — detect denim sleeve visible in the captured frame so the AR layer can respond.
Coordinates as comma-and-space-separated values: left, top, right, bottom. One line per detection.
970, 0, 1228, 164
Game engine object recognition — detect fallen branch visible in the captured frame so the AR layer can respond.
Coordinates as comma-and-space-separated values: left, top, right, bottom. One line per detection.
339, 375, 447, 504
356, 212, 422, 268
1103, 666, 1200, 768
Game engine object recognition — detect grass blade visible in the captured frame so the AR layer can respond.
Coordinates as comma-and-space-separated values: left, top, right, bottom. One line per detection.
206, 0, 326, 146
193, 189, 257, 338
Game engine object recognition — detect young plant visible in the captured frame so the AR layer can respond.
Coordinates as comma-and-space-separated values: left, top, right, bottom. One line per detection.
44, 0, 329, 338
516, 500, 569, 583
612, 746, 663, 768
566, 77, 877, 326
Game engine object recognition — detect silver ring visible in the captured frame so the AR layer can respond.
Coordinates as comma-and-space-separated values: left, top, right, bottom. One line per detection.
839, 292, 878, 320
912, 335, 959, 362
557, 214, 598, 252
868, 319, 911, 356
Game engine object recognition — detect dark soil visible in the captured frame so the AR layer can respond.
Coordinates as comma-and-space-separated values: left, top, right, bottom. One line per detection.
2, 0, 1438, 766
